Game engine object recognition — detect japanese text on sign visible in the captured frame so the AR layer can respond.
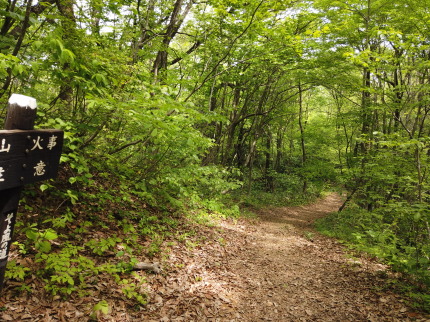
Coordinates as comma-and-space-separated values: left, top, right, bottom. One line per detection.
0, 213, 14, 260
0, 139, 10, 153
0, 130, 64, 190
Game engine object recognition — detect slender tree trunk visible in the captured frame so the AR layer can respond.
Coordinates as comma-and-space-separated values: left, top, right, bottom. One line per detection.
236, 124, 246, 168
274, 126, 284, 173
246, 138, 257, 194
298, 82, 307, 193
264, 132, 274, 192
224, 86, 241, 166
358, 68, 372, 155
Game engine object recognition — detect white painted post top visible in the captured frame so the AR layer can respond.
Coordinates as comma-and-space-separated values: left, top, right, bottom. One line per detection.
8, 94, 37, 109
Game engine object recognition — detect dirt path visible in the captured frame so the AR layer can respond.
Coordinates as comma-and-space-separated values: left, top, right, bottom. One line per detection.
141, 193, 429, 321
221, 193, 418, 321
4, 193, 428, 321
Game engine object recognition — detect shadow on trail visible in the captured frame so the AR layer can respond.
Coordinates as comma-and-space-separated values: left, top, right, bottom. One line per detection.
256, 193, 342, 230
225, 193, 423, 321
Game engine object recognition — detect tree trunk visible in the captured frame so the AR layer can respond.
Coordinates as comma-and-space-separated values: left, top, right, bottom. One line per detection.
151, 0, 193, 82
298, 82, 307, 193
264, 132, 274, 192
274, 126, 284, 173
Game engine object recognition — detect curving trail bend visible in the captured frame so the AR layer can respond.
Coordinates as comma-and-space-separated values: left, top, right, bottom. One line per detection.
215, 193, 426, 321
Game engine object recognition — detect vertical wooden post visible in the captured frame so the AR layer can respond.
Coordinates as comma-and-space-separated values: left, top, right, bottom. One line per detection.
0, 94, 37, 292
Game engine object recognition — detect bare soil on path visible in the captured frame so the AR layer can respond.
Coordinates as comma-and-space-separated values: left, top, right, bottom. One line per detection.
141, 193, 429, 321
221, 193, 426, 321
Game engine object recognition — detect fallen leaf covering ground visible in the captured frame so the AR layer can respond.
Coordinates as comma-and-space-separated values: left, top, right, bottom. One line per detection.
2, 193, 430, 321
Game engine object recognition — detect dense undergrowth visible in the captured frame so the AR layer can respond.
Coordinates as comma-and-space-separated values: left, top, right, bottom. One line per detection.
316, 204, 430, 312
4, 147, 241, 311
237, 182, 327, 209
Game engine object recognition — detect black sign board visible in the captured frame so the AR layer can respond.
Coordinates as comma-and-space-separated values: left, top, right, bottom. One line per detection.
0, 94, 64, 292
0, 130, 63, 190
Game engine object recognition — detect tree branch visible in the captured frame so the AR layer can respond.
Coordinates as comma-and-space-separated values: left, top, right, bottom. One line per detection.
184, 0, 265, 101
169, 40, 202, 65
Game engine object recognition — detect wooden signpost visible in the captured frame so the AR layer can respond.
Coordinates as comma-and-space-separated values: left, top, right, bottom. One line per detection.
0, 94, 63, 291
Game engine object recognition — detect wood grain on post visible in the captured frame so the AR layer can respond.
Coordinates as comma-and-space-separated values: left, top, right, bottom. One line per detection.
4, 94, 37, 130
0, 94, 37, 292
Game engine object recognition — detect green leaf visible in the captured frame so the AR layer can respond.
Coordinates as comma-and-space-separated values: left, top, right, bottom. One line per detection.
93, 300, 109, 315
36, 240, 51, 253
25, 229, 38, 241
43, 229, 58, 241
40, 184, 49, 192
60, 49, 75, 64
11, 64, 24, 76
92, 73, 108, 86
32, 40, 43, 49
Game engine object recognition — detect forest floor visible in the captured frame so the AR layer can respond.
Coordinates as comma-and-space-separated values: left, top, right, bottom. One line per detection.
135, 193, 429, 322
2, 193, 430, 321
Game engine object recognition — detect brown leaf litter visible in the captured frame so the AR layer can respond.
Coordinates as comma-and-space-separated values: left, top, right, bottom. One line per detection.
1, 193, 430, 321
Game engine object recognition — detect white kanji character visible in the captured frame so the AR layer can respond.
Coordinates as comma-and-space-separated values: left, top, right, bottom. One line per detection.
2, 224, 11, 239
0, 246, 7, 259
0, 139, 11, 153
1, 232, 10, 244
31, 136, 43, 150
34, 160, 46, 176
5, 213, 13, 224
47, 135, 57, 150
0, 167, 4, 182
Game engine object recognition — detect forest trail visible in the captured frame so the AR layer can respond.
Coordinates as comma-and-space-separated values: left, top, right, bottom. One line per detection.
139, 193, 429, 321
221, 193, 418, 321
5, 194, 428, 321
